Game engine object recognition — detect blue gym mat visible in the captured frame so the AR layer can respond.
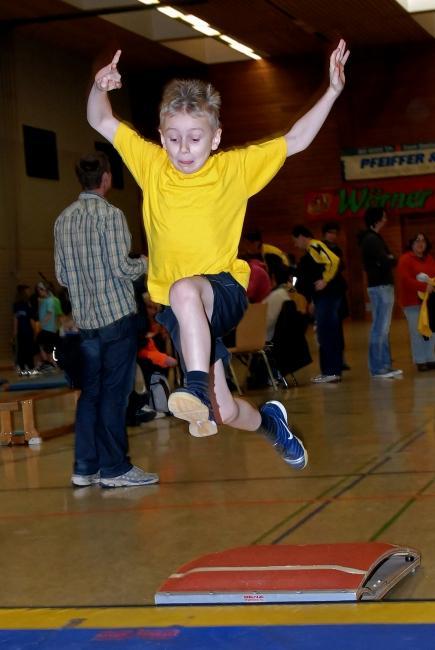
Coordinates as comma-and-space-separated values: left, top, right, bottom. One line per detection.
1, 624, 435, 650
6, 373, 70, 391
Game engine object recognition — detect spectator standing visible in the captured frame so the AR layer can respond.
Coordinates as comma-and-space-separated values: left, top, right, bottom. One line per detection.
54, 152, 159, 488
292, 224, 342, 383
358, 208, 402, 379
13, 284, 35, 373
35, 282, 58, 368
397, 233, 435, 371
322, 220, 350, 370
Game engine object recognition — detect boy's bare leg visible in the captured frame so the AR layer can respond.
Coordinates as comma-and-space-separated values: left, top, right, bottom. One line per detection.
169, 276, 214, 371
211, 359, 308, 470
168, 278, 306, 468
210, 359, 261, 430
168, 276, 218, 436
168, 277, 265, 435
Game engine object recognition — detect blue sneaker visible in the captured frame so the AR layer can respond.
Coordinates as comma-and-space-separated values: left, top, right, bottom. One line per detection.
259, 400, 308, 470
168, 388, 217, 437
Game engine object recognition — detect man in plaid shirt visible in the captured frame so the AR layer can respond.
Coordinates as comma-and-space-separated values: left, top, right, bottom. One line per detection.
54, 152, 159, 488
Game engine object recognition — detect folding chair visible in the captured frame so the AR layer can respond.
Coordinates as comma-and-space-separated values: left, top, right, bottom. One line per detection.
227, 303, 278, 395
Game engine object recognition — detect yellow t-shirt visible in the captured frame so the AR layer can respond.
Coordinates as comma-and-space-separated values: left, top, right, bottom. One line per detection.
114, 122, 287, 305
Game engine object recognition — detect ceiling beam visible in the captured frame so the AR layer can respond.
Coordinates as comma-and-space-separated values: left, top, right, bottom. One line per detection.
0, 0, 206, 28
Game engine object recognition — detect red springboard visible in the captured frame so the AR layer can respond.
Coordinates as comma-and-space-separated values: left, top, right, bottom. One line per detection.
155, 543, 420, 604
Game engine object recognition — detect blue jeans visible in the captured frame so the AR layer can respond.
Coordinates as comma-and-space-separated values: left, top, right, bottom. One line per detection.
367, 285, 394, 375
403, 305, 435, 364
74, 314, 137, 478
313, 293, 343, 376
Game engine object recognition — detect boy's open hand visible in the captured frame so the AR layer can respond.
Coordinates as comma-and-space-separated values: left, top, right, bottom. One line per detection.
95, 50, 122, 92
329, 39, 350, 96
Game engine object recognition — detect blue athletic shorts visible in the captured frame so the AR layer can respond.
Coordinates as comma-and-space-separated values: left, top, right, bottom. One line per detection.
155, 272, 248, 369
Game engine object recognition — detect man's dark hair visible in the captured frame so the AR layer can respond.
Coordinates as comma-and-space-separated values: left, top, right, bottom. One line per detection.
75, 152, 111, 190
292, 224, 313, 238
322, 220, 340, 235
15, 284, 30, 302
364, 207, 385, 229
265, 254, 290, 286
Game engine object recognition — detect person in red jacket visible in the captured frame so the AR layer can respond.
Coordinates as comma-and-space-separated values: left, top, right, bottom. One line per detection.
397, 233, 435, 371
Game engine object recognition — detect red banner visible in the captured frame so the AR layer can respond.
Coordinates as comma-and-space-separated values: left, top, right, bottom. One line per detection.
305, 175, 435, 221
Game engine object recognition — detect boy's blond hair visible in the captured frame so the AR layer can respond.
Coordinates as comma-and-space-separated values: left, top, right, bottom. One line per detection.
159, 79, 221, 131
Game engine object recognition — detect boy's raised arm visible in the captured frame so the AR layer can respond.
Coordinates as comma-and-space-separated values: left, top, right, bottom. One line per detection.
87, 50, 122, 143
284, 39, 350, 157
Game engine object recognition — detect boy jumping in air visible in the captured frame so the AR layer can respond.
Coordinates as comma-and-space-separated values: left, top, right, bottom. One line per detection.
87, 40, 349, 470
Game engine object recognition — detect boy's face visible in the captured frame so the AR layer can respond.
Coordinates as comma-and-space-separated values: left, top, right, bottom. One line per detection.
159, 112, 221, 174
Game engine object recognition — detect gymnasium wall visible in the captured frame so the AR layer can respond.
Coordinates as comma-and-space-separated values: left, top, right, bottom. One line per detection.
0, 33, 144, 363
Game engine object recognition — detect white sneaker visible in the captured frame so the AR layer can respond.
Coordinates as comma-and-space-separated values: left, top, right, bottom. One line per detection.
71, 471, 100, 487
100, 465, 159, 488
372, 369, 403, 379
311, 374, 341, 384
28, 436, 43, 446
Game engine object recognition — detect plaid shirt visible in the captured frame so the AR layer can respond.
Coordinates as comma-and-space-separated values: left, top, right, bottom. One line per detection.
54, 191, 146, 329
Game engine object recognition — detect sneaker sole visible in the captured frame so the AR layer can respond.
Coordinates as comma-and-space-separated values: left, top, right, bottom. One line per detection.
266, 401, 309, 470
71, 476, 100, 487
372, 373, 403, 379
372, 375, 394, 379
284, 435, 308, 470
168, 392, 218, 437
100, 476, 160, 488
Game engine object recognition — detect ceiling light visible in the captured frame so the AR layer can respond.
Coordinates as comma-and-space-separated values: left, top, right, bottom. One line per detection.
138, 0, 160, 5
191, 24, 220, 36
220, 35, 261, 59
229, 45, 261, 60
220, 35, 239, 46
179, 14, 220, 36
181, 14, 211, 27
157, 6, 261, 59
157, 6, 184, 18
396, 0, 435, 11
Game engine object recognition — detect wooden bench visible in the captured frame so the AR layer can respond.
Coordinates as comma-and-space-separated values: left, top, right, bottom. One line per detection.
0, 399, 41, 446
0, 402, 18, 445
0, 386, 78, 443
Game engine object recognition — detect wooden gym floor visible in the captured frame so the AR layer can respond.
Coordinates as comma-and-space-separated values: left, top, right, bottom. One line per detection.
1, 319, 435, 648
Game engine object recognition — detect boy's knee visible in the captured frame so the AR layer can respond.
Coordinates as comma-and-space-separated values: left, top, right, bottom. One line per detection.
169, 277, 197, 305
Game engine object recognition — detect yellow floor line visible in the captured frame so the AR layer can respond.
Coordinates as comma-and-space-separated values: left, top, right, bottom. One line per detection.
2, 602, 435, 629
